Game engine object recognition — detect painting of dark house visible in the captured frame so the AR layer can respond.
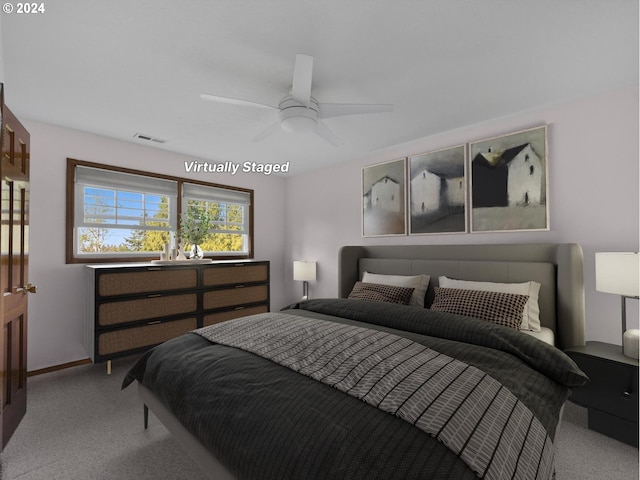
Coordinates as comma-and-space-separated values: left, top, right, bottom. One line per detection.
362, 158, 406, 236
470, 126, 548, 232
409, 145, 467, 234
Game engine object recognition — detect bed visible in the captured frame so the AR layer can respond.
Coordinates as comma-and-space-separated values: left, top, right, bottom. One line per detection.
123, 243, 588, 480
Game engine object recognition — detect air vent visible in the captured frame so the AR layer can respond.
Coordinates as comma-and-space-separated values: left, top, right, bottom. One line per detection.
134, 133, 167, 144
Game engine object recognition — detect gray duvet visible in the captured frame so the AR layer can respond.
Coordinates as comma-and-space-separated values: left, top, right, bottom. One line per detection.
123, 298, 587, 480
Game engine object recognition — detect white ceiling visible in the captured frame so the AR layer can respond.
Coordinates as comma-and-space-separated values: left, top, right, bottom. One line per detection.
2, 0, 638, 176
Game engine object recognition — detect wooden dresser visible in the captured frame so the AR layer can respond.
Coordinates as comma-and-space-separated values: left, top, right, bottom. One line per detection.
85, 260, 269, 371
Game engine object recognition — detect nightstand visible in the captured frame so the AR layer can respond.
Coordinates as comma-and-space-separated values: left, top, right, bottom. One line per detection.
565, 341, 639, 447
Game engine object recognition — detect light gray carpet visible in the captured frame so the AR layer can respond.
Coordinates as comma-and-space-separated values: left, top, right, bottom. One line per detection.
0, 357, 638, 480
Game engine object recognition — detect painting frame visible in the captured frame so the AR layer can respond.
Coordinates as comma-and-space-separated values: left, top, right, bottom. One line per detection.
362, 158, 407, 237
469, 125, 549, 233
408, 144, 467, 235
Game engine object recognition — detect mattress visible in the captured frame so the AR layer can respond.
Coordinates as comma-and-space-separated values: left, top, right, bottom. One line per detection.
522, 326, 555, 346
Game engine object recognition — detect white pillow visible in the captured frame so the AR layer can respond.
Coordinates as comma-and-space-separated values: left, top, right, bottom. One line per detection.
437, 276, 541, 332
362, 272, 430, 307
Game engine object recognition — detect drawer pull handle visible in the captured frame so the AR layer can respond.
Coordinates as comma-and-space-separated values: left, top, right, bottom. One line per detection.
235, 306, 245, 311
147, 267, 162, 271
147, 293, 162, 298
234, 263, 245, 267
235, 285, 245, 288
622, 391, 632, 399
147, 320, 162, 325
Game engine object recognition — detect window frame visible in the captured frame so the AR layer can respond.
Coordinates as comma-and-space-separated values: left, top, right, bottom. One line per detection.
66, 158, 254, 264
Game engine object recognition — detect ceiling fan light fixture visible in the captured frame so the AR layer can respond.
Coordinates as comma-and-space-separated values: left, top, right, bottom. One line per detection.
280, 114, 317, 133
278, 100, 319, 133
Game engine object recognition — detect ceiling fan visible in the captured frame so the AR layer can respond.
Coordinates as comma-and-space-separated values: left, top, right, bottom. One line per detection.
200, 54, 393, 147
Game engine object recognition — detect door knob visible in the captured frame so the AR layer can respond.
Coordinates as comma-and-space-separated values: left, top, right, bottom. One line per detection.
23, 283, 37, 294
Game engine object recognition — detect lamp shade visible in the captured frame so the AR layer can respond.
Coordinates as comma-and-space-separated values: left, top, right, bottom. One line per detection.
293, 261, 317, 282
595, 252, 640, 298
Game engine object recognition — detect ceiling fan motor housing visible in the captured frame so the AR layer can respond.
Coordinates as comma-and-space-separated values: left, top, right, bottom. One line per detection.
278, 95, 320, 133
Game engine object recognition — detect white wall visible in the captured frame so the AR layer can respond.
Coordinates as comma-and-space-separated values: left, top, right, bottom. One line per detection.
26, 121, 287, 371
0, 18, 4, 82
284, 85, 639, 346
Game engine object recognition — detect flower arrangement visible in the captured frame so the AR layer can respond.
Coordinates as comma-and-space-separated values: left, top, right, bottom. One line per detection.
179, 209, 213, 246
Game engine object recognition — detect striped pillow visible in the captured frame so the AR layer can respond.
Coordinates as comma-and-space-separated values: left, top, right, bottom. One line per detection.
430, 287, 528, 330
348, 282, 415, 305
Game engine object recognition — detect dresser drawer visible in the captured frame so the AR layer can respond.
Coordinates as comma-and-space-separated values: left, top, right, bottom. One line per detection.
98, 268, 198, 296
97, 317, 197, 356
569, 354, 639, 422
203, 305, 269, 327
202, 264, 268, 287
203, 285, 268, 310
97, 293, 197, 326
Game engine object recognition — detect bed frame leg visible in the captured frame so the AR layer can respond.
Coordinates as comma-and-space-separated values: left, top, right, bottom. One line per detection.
144, 404, 149, 429
106, 360, 112, 375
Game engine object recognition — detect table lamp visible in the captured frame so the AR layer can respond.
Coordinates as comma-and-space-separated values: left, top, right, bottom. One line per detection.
293, 261, 317, 300
595, 252, 640, 358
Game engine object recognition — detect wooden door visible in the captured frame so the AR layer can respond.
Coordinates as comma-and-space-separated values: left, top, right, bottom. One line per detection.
0, 98, 31, 449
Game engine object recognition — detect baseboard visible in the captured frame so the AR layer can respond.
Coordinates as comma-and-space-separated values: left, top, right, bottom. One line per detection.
27, 358, 92, 377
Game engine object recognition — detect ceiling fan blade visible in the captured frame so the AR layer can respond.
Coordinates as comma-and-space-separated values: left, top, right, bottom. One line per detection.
290, 54, 313, 107
314, 120, 342, 147
200, 93, 277, 111
252, 123, 282, 142
319, 103, 393, 119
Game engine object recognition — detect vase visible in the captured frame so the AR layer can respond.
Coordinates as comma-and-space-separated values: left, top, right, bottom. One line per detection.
176, 240, 187, 261
190, 244, 204, 259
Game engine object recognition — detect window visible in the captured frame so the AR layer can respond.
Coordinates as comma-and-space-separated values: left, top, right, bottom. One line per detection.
74, 165, 177, 258
67, 159, 253, 263
182, 182, 251, 256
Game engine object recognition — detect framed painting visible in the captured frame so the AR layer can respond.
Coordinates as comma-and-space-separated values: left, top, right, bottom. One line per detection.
408, 144, 467, 235
362, 158, 407, 236
469, 125, 549, 232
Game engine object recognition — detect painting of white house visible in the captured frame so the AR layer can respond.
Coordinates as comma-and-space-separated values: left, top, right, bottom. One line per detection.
362, 158, 406, 236
470, 126, 548, 232
409, 145, 466, 234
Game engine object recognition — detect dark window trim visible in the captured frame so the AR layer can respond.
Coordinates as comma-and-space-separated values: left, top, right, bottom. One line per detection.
66, 158, 254, 264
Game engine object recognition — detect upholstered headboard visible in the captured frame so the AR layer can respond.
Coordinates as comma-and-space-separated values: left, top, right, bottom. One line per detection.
338, 243, 585, 350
